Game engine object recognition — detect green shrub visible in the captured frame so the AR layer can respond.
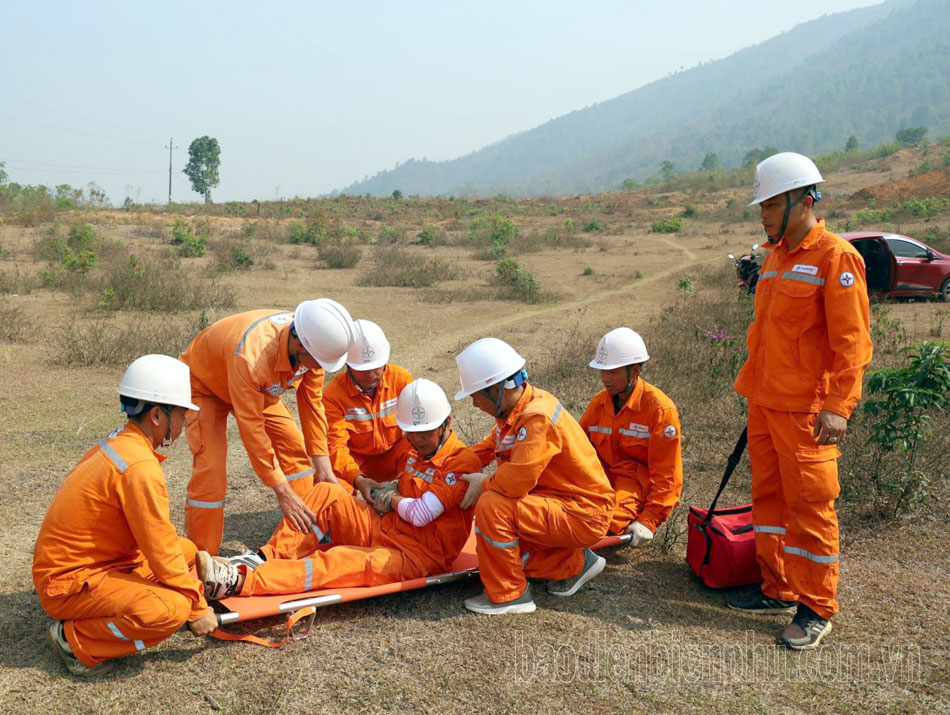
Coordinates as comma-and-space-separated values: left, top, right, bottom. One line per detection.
652, 216, 684, 233
318, 238, 361, 269
171, 220, 207, 257
494, 258, 541, 303
358, 245, 456, 287
417, 226, 446, 246
682, 204, 698, 218
583, 220, 604, 232
582, 265, 595, 276
96, 253, 234, 312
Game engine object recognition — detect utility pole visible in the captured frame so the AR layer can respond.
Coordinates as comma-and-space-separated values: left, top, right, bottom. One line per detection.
165, 138, 177, 204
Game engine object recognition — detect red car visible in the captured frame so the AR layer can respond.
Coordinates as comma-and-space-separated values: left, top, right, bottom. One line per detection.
843, 232, 950, 301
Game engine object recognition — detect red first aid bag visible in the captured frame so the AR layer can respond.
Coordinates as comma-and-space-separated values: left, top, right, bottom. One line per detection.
686, 429, 762, 588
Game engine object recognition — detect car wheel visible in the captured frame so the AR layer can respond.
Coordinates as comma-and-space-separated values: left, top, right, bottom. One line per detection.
941, 278, 950, 303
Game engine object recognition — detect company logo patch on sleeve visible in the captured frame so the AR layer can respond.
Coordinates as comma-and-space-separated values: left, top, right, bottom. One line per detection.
445, 472, 457, 486
839, 271, 855, 287
663, 425, 678, 439
270, 314, 293, 325
792, 264, 819, 276
516, 427, 528, 442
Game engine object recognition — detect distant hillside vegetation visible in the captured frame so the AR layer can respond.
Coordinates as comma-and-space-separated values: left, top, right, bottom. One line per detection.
339, 0, 949, 197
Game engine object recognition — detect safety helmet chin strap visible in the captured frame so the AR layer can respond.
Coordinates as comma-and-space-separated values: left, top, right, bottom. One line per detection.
420, 419, 450, 460
347, 366, 380, 394
123, 400, 174, 447
767, 186, 821, 244
482, 369, 528, 418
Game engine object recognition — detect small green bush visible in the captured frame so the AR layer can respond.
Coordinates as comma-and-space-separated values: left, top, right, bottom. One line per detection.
417, 226, 446, 246
318, 238, 361, 269
583, 220, 604, 232
652, 216, 684, 233
494, 258, 541, 303
358, 245, 456, 287
171, 220, 207, 257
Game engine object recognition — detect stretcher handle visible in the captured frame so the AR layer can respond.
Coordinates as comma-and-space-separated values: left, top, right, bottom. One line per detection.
209, 606, 316, 648
703, 428, 748, 523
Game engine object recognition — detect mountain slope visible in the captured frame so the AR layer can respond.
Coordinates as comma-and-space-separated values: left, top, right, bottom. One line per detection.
340, 0, 947, 197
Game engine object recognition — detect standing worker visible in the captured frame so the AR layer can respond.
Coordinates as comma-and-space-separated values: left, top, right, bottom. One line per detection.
179, 298, 356, 555
580, 327, 683, 543
455, 338, 614, 615
33, 355, 217, 678
322, 319, 413, 489
729, 152, 872, 649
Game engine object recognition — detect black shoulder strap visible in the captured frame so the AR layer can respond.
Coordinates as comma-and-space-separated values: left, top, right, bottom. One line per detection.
703, 427, 748, 523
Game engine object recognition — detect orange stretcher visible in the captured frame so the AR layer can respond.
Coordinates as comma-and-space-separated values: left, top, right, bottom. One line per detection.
214, 530, 631, 627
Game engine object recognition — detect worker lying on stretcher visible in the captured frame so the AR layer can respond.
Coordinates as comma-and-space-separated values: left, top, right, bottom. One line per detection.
197, 379, 481, 599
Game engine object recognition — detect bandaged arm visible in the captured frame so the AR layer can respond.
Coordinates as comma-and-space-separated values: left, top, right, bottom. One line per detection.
396, 491, 446, 527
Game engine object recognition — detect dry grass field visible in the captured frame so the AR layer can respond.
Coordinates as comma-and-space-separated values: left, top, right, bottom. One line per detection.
1, 150, 948, 713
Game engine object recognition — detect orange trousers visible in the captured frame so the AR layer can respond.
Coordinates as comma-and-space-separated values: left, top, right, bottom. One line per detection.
474, 490, 610, 603
243, 483, 426, 596
38, 538, 200, 667
606, 466, 647, 535
185, 394, 314, 555
748, 402, 841, 619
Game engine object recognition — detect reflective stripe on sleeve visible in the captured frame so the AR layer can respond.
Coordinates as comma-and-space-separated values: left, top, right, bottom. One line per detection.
759, 270, 778, 280
286, 468, 314, 482
235, 312, 288, 354
98, 439, 129, 472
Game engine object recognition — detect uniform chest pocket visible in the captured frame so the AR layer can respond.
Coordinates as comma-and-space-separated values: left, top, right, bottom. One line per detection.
771, 274, 821, 322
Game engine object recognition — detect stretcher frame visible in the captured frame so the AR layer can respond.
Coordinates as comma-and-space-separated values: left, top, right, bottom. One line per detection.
214, 531, 631, 625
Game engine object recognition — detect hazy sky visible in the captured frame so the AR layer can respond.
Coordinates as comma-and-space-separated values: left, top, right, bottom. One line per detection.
1, 1, 881, 204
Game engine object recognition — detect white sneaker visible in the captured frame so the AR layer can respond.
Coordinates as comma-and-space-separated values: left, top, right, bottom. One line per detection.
227, 551, 265, 571
196, 551, 240, 600
46, 621, 115, 678
464, 587, 536, 615
546, 548, 606, 597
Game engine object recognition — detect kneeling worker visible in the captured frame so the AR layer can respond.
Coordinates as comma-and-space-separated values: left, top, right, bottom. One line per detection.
323, 319, 413, 489
33, 355, 217, 678
580, 327, 683, 544
455, 338, 614, 615
197, 379, 480, 598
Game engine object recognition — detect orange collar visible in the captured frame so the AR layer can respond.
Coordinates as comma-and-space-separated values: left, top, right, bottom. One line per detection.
345, 364, 389, 398
779, 218, 825, 255
122, 421, 167, 463
499, 383, 534, 427
276, 324, 294, 374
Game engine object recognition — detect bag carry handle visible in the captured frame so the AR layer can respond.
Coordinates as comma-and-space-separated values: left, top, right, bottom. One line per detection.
704, 427, 748, 524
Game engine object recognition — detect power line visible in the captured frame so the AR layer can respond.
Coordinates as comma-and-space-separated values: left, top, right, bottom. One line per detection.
0, 94, 166, 137
0, 111, 163, 147
4, 157, 163, 172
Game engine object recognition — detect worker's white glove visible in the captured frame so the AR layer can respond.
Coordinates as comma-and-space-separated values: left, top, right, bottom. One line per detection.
625, 520, 654, 547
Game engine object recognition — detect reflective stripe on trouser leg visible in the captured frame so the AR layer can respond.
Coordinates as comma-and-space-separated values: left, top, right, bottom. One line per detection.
264, 400, 315, 498
185, 393, 231, 555
41, 571, 192, 667
473, 492, 528, 603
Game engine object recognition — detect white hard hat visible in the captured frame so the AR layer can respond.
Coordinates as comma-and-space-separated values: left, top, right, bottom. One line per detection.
454, 337, 527, 400
748, 152, 824, 206
589, 328, 649, 370
346, 319, 390, 371
117, 354, 199, 411
293, 298, 356, 372
397, 379, 451, 431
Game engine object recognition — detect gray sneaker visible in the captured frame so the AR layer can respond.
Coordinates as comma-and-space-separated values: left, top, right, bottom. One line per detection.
464, 586, 536, 615
546, 548, 606, 597
46, 621, 115, 678
780, 604, 832, 650
227, 551, 265, 571
196, 551, 240, 600
727, 585, 797, 614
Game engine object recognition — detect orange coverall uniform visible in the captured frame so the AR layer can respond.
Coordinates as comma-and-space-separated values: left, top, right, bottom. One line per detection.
323, 364, 413, 486
579, 378, 683, 534
179, 310, 330, 555
735, 219, 872, 619
471, 384, 614, 603
33, 423, 208, 668
240, 430, 480, 594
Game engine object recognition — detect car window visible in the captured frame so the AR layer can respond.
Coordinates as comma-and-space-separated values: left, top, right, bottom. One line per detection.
886, 238, 930, 259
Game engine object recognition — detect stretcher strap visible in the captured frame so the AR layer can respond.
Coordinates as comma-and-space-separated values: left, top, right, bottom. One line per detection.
210, 606, 316, 648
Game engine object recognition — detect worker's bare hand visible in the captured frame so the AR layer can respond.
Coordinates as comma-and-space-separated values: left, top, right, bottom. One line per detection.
354, 475, 385, 508
273, 482, 316, 532
460, 472, 489, 510
188, 608, 219, 637
813, 409, 848, 446
310, 455, 340, 486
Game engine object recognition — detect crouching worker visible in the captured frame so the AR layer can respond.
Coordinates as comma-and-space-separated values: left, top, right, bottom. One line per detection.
455, 338, 614, 615
33, 355, 217, 678
580, 328, 683, 544
196, 379, 480, 598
